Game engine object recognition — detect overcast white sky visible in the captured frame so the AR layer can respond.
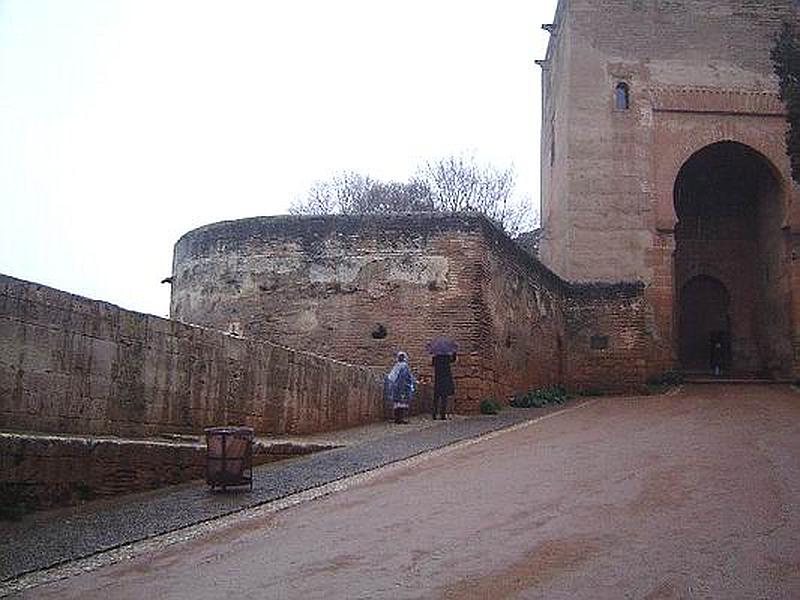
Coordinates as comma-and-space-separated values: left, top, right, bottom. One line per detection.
0, 0, 557, 317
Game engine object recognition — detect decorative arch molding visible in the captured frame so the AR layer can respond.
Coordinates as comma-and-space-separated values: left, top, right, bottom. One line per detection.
667, 126, 796, 376
648, 87, 784, 116
680, 272, 730, 293
654, 120, 795, 231
677, 263, 732, 296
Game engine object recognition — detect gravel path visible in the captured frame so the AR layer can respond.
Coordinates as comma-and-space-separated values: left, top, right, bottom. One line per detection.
0, 407, 550, 583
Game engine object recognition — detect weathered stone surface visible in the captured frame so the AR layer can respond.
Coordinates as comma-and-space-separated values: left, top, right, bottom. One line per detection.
539, 0, 800, 376
169, 213, 656, 406
0, 273, 390, 437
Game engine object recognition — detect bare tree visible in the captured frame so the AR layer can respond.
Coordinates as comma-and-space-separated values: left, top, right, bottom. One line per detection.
290, 154, 535, 236
349, 179, 432, 214
414, 154, 532, 236
290, 171, 431, 215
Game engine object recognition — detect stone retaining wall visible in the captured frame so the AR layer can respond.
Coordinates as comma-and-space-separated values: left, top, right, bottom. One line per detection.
1, 214, 658, 434
0, 274, 390, 437
0, 432, 334, 513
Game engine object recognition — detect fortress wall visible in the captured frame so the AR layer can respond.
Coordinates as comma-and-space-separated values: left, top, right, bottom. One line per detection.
478, 222, 567, 404
564, 283, 651, 393
479, 226, 652, 397
0, 273, 385, 437
170, 214, 492, 412
0, 214, 662, 439
170, 214, 577, 411
170, 214, 658, 409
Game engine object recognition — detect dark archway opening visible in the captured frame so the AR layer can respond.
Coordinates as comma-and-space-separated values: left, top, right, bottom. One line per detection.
678, 276, 731, 371
674, 141, 791, 376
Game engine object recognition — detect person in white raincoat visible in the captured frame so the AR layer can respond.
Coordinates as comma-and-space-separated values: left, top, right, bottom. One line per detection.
386, 351, 415, 424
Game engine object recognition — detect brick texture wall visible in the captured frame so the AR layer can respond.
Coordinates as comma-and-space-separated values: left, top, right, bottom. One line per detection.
171, 214, 499, 412
565, 283, 650, 392
0, 273, 389, 437
477, 223, 567, 403
0, 433, 207, 511
538, 0, 800, 377
170, 214, 657, 408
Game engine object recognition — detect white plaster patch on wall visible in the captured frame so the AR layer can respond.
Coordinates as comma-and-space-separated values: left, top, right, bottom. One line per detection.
388, 255, 449, 287
307, 254, 449, 289
308, 256, 372, 285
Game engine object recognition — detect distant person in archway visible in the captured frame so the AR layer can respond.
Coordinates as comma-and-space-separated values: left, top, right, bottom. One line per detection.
710, 338, 724, 377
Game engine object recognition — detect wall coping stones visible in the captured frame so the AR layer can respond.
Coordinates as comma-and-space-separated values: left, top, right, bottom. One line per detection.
172, 211, 574, 294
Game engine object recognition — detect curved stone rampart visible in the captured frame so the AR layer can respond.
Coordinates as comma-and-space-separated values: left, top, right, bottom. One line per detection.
170, 212, 660, 408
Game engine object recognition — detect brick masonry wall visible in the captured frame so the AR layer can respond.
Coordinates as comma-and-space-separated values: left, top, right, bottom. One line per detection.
0, 217, 663, 446
171, 213, 658, 407
171, 214, 492, 413
476, 223, 655, 399
477, 223, 567, 404
539, 0, 800, 377
0, 273, 388, 437
564, 283, 651, 392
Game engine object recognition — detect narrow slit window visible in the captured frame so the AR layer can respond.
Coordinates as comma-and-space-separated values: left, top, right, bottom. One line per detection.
614, 82, 630, 110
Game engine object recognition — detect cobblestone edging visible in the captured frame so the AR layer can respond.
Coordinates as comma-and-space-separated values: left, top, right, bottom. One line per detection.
0, 407, 549, 582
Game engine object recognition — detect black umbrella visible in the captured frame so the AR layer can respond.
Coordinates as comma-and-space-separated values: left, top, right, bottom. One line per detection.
426, 336, 458, 355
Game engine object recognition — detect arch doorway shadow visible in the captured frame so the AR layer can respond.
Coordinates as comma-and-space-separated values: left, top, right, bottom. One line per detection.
678, 275, 731, 373
673, 141, 793, 377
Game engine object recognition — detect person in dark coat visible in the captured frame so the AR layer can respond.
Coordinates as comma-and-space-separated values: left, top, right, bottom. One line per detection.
432, 352, 456, 420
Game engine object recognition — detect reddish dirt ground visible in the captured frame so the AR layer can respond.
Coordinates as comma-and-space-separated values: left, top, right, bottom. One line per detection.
21, 385, 800, 599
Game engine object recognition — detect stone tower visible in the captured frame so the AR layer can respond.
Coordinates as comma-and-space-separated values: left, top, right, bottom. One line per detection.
538, 0, 800, 376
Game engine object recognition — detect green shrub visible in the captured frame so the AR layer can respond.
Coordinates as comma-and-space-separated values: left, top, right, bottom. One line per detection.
645, 370, 684, 392
479, 399, 502, 415
509, 385, 570, 408
645, 370, 684, 386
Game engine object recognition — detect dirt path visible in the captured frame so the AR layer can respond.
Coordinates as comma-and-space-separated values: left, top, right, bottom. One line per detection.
21, 385, 800, 599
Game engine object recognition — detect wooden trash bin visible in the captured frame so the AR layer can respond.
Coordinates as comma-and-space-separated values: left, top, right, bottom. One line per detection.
205, 426, 254, 491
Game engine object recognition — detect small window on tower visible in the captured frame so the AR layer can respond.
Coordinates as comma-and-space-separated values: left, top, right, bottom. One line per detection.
614, 82, 630, 110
